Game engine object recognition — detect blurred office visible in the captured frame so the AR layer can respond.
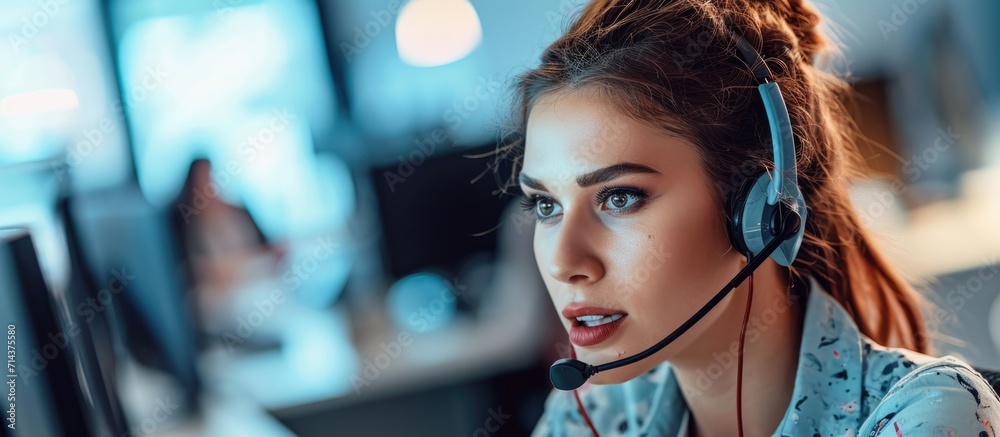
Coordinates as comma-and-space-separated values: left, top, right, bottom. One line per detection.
0, 0, 997, 436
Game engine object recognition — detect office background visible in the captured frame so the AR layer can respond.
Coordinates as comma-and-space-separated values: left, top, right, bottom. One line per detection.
0, 0, 998, 435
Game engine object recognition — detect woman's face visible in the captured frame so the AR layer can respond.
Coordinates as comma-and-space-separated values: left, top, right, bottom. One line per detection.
521, 87, 748, 384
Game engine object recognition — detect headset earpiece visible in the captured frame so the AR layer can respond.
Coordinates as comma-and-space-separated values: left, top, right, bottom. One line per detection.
727, 170, 807, 267
727, 175, 758, 256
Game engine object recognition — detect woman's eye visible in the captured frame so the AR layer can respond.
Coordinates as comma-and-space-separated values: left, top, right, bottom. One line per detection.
538, 199, 556, 217
607, 193, 634, 209
519, 195, 562, 221
597, 188, 647, 212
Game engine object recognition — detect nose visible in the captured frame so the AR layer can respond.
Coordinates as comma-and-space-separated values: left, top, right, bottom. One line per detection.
545, 208, 605, 285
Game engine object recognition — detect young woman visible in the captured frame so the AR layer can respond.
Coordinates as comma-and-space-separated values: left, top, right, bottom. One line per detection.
489, 0, 1000, 435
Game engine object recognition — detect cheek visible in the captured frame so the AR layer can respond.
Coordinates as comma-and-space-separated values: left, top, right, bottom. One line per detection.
532, 230, 547, 279
659, 213, 731, 279
609, 199, 734, 320
533, 230, 560, 300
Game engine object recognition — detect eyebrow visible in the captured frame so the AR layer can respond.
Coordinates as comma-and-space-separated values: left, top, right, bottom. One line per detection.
518, 162, 661, 192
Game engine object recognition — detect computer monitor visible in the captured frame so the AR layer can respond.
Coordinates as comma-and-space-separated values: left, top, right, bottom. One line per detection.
70, 184, 202, 408
57, 196, 130, 435
0, 230, 91, 436
0, 161, 129, 436
107, 0, 340, 236
369, 142, 514, 281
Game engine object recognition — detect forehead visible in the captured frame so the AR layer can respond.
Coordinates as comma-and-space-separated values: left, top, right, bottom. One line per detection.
523, 87, 697, 182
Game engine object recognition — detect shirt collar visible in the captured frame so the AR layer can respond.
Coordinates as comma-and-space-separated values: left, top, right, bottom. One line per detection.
775, 275, 865, 435
572, 276, 866, 436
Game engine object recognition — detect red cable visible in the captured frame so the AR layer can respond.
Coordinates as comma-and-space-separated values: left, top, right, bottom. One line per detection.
571, 268, 755, 437
573, 387, 601, 437
570, 347, 602, 437
736, 269, 754, 437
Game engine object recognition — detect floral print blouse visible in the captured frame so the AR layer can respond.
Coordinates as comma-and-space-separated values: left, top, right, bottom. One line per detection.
531, 276, 1000, 436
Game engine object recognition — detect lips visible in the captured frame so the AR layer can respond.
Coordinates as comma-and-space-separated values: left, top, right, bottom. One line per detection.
562, 305, 628, 347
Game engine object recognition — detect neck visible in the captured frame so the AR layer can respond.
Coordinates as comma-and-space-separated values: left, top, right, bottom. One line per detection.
671, 266, 804, 437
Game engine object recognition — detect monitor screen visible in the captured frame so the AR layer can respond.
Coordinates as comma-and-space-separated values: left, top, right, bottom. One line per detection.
0, 162, 128, 436
0, 230, 88, 436
108, 0, 343, 240
369, 143, 515, 280
0, 1, 132, 191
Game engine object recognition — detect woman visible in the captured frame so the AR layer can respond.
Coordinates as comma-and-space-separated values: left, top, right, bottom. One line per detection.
490, 0, 1000, 435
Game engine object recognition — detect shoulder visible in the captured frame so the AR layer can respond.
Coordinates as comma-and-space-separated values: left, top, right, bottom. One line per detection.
530, 388, 573, 437
531, 363, 681, 437
858, 349, 1000, 436
530, 384, 632, 437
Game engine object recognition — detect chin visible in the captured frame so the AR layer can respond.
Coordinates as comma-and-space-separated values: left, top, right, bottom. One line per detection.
575, 349, 660, 385
587, 364, 657, 385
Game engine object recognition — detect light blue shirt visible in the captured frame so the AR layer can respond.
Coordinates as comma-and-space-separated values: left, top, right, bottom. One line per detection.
531, 276, 1000, 436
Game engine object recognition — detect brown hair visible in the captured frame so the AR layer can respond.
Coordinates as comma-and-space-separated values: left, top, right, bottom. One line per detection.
487, 0, 932, 353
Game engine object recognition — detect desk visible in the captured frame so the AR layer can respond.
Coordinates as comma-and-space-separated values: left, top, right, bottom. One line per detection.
198, 237, 551, 435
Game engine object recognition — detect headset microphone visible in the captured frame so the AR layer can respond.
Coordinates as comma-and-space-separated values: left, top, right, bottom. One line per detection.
549, 208, 800, 391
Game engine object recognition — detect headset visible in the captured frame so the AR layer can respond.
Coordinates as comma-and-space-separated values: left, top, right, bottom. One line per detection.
547, 22, 809, 437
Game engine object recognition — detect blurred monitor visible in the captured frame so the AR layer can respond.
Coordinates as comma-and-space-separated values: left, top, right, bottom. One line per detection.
0, 1, 132, 191
0, 230, 106, 436
0, 160, 136, 436
107, 0, 343, 241
57, 195, 130, 435
0, 161, 70, 287
369, 143, 513, 280
71, 184, 202, 407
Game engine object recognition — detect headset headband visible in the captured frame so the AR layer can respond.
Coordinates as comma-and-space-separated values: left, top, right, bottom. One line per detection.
727, 28, 799, 207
